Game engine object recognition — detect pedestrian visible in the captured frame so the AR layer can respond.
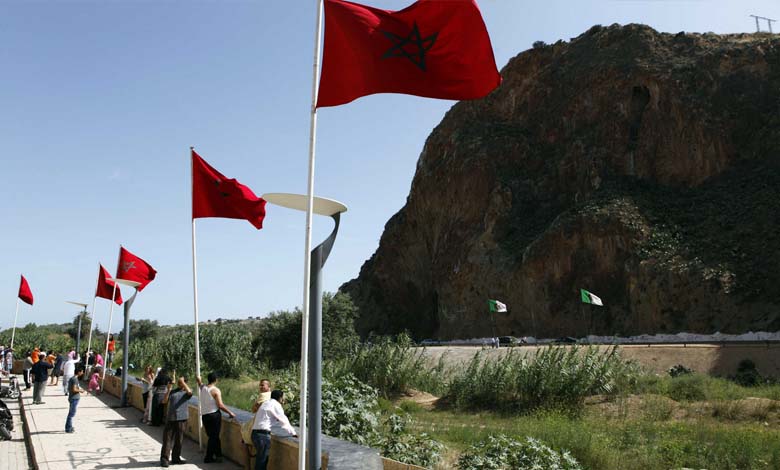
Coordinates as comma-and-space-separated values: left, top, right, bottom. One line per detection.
88, 367, 101, 393
62, 352, 80, 396
50, 351, 64, 386
160, 374, 192, 467
251, 390, 297, 470
140, 365, 154, 423
65, 365, 86, 433
107, 335, 116, 370
251, 379, 272, 413
22, 351, 34, 390
95, 352, 105, 368
31, 347, 40, 364
31, 354, 53, 404
197, 372, 237, 463
3, 347, 13, 374
151, 368, 171, 426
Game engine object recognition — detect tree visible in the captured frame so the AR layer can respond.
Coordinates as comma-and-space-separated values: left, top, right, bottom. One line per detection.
119, 319, 160, 342
67, 312, 92, 344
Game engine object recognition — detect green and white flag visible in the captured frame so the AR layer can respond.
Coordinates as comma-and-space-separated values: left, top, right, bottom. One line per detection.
488, 299, 507, 313
580, 289, 603, 306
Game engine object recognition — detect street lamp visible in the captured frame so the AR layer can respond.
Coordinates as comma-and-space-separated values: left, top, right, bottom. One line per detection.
263, 192, 347, 470
108, 278, 141, 407
65, 301, 89, 356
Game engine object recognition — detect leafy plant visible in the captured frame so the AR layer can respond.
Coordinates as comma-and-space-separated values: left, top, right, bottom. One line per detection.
457, 435, 582, 470
668, 364, 693, 378
373, 414, 443, 469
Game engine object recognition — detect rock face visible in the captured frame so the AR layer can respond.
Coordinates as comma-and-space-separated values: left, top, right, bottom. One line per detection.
342, 24, 780, 340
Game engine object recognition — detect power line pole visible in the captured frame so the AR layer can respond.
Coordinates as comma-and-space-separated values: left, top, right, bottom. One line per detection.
750, 15, 777, 33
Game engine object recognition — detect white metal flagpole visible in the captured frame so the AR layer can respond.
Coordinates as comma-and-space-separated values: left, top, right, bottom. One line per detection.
10, 298, 20, 350
299, 1, 324, 468
85, 268, 101, 372
100, 281, 119, 386
190, 147, 204, 451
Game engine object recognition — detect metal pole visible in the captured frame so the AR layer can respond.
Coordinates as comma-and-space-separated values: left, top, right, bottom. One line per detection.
75, 311, 83, 356
101, 282, 119, 386
190, 148, 203, 450
307, 247, 323, 470
85, 295, 99, 372
10, 298, 19, 350
300, 2, 324, 468
120, 290, 137, 407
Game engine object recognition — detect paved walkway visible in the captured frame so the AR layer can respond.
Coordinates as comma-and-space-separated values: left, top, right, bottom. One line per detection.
21, 382, 240, 470
0, 383, 31, 469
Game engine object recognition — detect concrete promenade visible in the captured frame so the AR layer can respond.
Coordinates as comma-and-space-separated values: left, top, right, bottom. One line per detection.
0, 390, 31, 469
21, 382, 240, 470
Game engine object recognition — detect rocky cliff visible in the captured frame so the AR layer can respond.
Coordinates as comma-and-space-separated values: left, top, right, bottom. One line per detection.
342, 24, 780, 340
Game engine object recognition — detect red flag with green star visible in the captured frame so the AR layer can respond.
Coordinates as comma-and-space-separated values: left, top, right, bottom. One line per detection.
191, 150, 267, 229
116, 247, 157, 292
317, 0, 501, 108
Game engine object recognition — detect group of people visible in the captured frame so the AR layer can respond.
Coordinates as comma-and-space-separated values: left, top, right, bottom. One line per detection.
133, 364, 295, 470
1, 342, 296, 470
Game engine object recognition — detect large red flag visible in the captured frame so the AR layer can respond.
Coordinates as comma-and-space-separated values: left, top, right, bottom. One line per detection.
95, 264, 123, 305
192, 150, 267, 229
316, 0, 501, 108
116, 247, 157, 292
18, 275, 33, 305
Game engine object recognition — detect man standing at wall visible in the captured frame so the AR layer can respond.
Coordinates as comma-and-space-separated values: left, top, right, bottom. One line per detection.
160, 375, 193, 467
30, 355, 52, 404
197, 373, 237, 463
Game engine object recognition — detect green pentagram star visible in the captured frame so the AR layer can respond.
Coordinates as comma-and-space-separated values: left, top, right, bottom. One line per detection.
381, 21, 438, 71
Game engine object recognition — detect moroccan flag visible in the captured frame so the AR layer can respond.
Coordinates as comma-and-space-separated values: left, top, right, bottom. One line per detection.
192, 150, 267, 229
580, 289, 603, 307
317, 0, 501, 108
487, 299, 506, 313
95, 264, 123, 305
18, 275, 33, 305
117, 247, 157, 292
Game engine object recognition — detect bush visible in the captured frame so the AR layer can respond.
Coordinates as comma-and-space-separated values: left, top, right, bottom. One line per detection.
666, 374, 707, 402
273, 370, 381, 446
373, 414, 443, 469
457, 435, 582, 470
200, 324, 252, 378
668, 364, 693, 377
330, 333, 447, 397
732, 359, 762, 387
446, 346, 638, 413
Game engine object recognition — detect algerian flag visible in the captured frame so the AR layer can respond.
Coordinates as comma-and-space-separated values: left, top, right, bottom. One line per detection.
580, 289, 603, 306
488, 299, 507, 313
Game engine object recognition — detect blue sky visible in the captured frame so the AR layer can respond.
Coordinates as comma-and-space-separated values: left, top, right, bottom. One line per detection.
1, 0, 776, 329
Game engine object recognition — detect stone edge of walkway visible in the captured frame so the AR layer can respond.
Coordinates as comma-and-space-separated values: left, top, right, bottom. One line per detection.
18, 392, 38, 470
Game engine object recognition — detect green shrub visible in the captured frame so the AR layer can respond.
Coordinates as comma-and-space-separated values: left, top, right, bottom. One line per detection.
373, 414, 443, 469
200, 324, 252, 378
446, 346, 638, 413
330, 333, 448, 397
733, 359, 763, 387
668, 364, 694, 377
457, 435, 582, 470
666, 374, 707, 402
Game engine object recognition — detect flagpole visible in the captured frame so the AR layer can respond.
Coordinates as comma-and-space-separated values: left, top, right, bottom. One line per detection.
190, 147, 204, 451
85, 266, 101, 372
10, 298, 19, 350
101, 281, 119, 386
299, 1, 324, 468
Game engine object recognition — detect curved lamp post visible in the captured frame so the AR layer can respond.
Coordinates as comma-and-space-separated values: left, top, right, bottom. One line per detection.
65, 301, 89, 356
107, 278, 141, 407
263, 192, 347, 470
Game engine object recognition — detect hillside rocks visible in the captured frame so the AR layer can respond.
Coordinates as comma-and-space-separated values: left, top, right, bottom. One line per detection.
342, 24, 780, 339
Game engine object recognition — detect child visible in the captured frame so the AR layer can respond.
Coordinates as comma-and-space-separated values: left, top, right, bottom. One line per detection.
88, 367, 101, 393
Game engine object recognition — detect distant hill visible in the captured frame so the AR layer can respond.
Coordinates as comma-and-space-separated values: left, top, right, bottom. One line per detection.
342, 24, 780, 339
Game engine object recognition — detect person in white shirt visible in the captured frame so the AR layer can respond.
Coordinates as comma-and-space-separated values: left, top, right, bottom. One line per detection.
61, 353, 80, 396
251, 390, 296, 470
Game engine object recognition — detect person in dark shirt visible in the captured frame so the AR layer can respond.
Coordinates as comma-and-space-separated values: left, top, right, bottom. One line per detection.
65, 365, 85, 433
31, 356, 53, 404
151, 368, 172, 426
160, 374, 192, 467
50, 352, 65, 386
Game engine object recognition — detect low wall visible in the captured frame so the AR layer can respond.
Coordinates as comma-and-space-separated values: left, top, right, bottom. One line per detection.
104, 375, 342, 470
